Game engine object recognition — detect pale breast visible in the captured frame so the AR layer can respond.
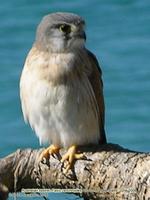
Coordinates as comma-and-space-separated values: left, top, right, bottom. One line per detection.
20, 47, 100, 147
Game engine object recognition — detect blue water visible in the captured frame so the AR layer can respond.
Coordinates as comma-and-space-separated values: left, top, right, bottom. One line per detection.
0, 0, 150, 199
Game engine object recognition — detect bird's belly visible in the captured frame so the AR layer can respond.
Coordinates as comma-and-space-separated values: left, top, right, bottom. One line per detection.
26, 79, 99, 147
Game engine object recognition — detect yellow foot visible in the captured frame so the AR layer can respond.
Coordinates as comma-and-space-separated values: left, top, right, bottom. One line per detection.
39, 144, 60, 162
61, 145, 84, 171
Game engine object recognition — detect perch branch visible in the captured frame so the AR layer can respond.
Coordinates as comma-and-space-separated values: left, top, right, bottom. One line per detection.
0, 143, 150, 199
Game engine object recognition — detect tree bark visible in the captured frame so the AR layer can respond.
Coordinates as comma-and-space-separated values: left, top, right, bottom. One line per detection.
0, 143, 150, 200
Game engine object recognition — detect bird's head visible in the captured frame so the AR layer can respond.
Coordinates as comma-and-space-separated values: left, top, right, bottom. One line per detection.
35, 12, 86, 53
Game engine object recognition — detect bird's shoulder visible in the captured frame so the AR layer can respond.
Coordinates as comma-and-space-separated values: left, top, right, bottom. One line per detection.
24, 45, 49, 70
85, 49, 103, 88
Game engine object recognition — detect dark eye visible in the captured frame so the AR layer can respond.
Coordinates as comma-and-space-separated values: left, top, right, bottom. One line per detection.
59, 24, 71, 34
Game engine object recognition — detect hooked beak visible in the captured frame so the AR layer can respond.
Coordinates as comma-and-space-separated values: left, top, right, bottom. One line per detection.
80, 31, 86, 40
72, 31, 86, 41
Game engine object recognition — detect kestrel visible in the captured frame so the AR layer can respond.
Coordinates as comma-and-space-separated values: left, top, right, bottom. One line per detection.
20, 12, 106, 170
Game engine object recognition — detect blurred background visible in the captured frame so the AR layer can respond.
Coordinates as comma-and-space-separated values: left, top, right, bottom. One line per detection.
0, 0, 150, 199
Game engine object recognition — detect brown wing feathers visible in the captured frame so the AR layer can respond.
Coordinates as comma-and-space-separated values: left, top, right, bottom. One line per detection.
87, 50, 107, 144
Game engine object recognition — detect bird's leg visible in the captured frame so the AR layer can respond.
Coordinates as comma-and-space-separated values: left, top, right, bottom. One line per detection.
61, 145, 84, 171
39, 144, 60, 162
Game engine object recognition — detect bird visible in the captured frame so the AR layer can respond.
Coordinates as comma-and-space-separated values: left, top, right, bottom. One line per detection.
20, 12, 106, 171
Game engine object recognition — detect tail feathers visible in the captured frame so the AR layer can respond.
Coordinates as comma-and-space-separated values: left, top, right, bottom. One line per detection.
99, 128, 107, 144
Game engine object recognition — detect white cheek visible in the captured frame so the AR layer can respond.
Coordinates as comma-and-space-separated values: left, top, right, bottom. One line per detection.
49, 38, 65, 52
47, 37, 85, 52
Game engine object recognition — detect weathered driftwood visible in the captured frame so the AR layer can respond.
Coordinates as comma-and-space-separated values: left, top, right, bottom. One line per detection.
0, 143, 150, 200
